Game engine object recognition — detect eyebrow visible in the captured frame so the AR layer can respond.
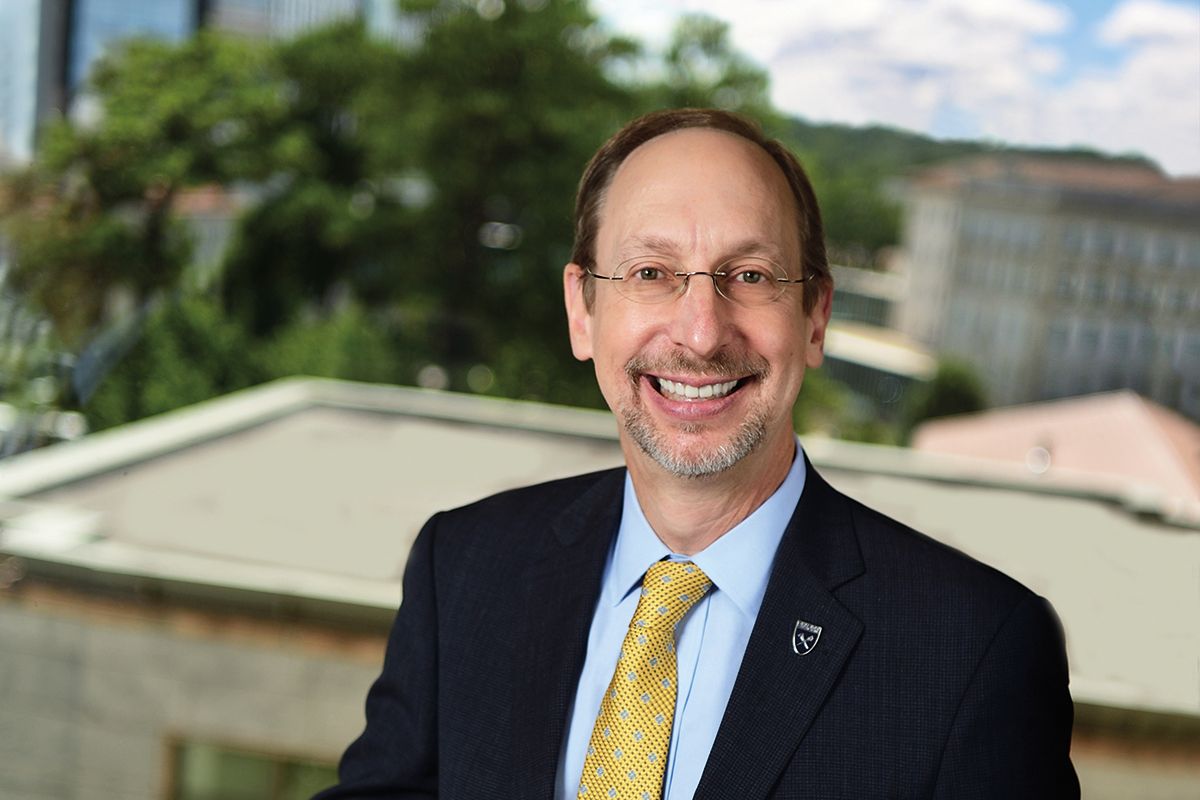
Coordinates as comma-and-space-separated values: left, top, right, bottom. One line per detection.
615, 234, 682, 261
615, 235, 789, 265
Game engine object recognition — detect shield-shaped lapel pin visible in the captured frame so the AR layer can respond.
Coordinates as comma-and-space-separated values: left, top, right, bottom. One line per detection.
792, 619, 822, 655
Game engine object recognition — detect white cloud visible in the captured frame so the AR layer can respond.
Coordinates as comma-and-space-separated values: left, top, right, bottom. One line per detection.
1100, 0, 1200, 42
738, 0, 1075, 138
1046, 1, 1200, 172
595, 0, 1200, 175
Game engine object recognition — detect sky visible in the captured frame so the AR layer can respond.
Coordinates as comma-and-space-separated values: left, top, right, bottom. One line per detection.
592, 0, 1200, 176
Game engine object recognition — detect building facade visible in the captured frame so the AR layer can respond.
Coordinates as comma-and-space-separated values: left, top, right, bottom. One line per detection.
821, 263, 935, 421
0, 0, 399, 168
0, 0, 69, 164
895, 156, 1200, 420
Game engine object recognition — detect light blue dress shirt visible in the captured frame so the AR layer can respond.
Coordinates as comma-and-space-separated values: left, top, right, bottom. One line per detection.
554, 440, 808, 800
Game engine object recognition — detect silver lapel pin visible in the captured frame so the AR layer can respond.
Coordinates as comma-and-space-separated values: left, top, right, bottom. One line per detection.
792, 619, 822, 655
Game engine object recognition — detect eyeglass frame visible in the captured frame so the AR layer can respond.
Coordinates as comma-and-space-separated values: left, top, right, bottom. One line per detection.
584, 255, 811, 307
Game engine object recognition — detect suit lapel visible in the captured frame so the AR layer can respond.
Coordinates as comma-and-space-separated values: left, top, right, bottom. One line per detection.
511, 470, 625, 800
695, 464, 866, 800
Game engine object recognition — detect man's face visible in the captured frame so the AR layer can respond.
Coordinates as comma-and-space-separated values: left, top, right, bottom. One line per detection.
565, 128, 830, 479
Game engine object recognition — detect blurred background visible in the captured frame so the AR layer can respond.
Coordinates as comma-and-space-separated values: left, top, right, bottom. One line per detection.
0, 1, 1197, 798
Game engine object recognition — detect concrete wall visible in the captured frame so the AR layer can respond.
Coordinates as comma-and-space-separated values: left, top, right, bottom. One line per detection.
0, 585, 383, 800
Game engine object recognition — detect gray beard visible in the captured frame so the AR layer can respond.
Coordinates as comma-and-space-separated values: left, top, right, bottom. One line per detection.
620, 351, 772, 478
622, 406, 770, 478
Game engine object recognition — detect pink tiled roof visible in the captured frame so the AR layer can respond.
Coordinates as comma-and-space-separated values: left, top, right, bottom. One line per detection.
911, 390, 1200, 502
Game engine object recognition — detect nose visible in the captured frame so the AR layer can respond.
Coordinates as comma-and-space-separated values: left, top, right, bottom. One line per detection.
667, 272, 732, 359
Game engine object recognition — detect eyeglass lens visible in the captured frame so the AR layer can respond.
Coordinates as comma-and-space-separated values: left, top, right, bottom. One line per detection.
611, 257, 791, 306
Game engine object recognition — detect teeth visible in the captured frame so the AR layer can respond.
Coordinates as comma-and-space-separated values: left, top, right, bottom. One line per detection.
656, 378, 739, 400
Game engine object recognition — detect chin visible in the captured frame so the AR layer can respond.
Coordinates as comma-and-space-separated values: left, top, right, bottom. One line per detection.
622, 408, 770, 479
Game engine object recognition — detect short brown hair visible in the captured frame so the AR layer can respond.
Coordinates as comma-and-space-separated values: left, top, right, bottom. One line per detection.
572, 108, 831, 312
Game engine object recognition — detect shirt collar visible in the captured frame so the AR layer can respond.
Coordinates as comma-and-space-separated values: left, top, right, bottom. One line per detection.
607, 438, 808, 620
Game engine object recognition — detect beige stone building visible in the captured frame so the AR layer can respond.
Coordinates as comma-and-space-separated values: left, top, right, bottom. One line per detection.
894, 156, 1200, 420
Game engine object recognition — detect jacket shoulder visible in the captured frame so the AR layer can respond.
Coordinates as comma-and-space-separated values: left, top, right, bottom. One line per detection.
439, 466, 623, 525
421, 467, 624, 557
812, 473, 1037, 628
859, 496, 1026, 587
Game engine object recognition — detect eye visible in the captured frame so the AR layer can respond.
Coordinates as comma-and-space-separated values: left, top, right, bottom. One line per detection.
726, 264, 771, 284
625, 261, 671, 281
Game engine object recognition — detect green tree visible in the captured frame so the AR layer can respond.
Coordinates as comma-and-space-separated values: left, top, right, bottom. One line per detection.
648, 14, 774, 120
0, 34, 287, 348
310, 0, 638, 400
259, 303, 398, 384
85, 296, 401, 431
84, 296, 261, 430
792, 368, 847, 435
218, 22, 400, 336
215, 3, 642, 401
903, 359, 988, 439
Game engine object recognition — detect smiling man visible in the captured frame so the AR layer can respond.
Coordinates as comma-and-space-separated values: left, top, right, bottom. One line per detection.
316, 109, 1078, 800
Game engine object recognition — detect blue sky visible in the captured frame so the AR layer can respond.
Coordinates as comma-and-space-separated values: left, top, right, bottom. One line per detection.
1054, 0, 1134, 74
594, 0, 1200, 174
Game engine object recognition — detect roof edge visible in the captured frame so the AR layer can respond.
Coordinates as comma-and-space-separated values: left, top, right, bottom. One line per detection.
0, 377, 619, 498
802, 436, 1200, 530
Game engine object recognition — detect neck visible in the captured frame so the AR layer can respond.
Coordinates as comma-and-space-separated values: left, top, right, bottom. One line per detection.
624, 433, 796, 556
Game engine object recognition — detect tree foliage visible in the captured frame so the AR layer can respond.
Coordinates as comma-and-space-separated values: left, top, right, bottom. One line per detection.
83, 296, 259, 430
903, 359, 988, 439
648, 14, 773, 120
0, 34, 287, 347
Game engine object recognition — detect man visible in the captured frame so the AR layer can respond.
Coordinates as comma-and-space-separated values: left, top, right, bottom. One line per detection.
317, 109, 1078, 799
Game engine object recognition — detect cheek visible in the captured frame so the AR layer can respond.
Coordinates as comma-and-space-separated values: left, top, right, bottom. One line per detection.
758, 315, 807, 359
594, 308, 660, 362
589, 319, 638, 389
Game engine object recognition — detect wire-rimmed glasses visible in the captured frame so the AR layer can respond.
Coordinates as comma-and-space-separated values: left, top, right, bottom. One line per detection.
586, 255, 807, 307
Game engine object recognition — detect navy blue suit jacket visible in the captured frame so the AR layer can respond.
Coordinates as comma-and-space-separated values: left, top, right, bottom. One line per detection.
317, 462, 1078, 798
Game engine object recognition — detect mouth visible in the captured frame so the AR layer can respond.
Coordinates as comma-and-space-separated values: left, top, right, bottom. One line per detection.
654, 377, 743, 401
626, 352, 767, 407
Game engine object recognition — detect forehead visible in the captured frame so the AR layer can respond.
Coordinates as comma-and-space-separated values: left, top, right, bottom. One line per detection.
598, 128, 799, 262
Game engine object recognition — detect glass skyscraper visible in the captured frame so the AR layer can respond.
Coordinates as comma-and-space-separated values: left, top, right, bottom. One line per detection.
0, 0, 43, 162
68, 0, 199, 90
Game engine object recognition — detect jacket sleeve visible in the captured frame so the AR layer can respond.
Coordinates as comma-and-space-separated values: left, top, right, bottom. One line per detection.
933, 593, 1079, 799
313, 514, 442, 799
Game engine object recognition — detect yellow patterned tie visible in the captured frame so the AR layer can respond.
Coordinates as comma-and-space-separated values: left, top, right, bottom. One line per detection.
576, 560, 712, 800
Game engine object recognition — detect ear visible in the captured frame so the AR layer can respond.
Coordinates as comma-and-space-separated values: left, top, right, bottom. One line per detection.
803, 282, 833, 369
564, 263, 594, 362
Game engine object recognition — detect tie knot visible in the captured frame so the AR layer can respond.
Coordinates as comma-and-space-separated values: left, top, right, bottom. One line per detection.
632, 561, 712, 629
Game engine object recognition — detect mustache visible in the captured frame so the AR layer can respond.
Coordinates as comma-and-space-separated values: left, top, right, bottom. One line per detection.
625, 351, 770, 384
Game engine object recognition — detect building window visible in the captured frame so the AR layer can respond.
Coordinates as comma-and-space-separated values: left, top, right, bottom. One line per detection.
1116, 228, 1144, 263
1107, 325, 1131, 356
1148, 233, 1177, 268
1079, 326, 1101, 352
1133, 285, 1155, 309
170, 741, 338, 800
1112, 276, 1133, 305
1181, 333, 1200, 375
1048, 321, 1069, 351
1138, 329, 1157, 359
1184, 237, 1200, 271
1090, 224, 1115, 259
1062, 222, 1084, 256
